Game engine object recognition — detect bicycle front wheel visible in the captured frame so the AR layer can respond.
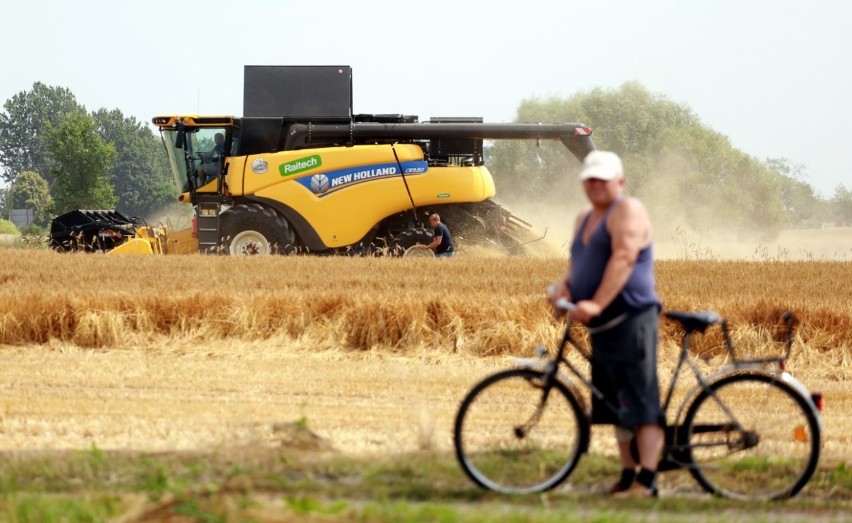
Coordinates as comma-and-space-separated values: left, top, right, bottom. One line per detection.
684, 372, 821, 500
453, 368, 589, 494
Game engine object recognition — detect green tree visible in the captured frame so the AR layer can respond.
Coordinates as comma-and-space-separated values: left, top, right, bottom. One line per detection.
92, 108, 176, 218
830, 184, 852, 225
488, 82, 791, 238
46, 112, 117, 213
766, 158, 822, 228
488, 82, 704, 214
0, 82, 83, 185
8, 171, 53, 226
0, 217, 17, 234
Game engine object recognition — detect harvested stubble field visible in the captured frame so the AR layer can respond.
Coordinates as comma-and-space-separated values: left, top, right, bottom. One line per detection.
0, 248, 850, 521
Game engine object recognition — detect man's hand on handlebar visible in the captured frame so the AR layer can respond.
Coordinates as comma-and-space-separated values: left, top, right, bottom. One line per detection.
547, 279, 574, 319
547, 279, 601, 325
547, 278, 570, 306
571, 301, 602, 325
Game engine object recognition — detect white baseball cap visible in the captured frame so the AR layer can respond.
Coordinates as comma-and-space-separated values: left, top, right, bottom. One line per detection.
579, 150, 624, 181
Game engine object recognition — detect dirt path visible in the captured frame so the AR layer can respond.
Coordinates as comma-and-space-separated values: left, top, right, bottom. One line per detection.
1, 341, 848, 491
0, 342, 512, 455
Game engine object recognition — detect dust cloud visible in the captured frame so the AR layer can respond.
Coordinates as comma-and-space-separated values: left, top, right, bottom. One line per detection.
497, 196, 852, 262
494, 198, 579, 258
139, 205, 194, 232
486, 146, 852, 261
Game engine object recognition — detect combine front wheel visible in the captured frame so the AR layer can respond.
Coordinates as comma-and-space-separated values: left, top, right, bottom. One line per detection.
219, 204, 296, 255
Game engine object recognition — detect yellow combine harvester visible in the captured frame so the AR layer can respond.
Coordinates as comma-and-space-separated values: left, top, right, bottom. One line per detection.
50, 66, 596, 256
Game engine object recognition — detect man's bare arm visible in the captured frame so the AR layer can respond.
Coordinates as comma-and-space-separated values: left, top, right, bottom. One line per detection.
421, 235, 442, 250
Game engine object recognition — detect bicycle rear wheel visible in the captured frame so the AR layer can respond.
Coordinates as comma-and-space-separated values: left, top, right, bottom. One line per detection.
684, 372, 821, 500
453, 368, 589, 494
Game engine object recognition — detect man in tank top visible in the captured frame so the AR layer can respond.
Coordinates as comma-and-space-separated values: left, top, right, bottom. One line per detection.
549, 150, 664, 497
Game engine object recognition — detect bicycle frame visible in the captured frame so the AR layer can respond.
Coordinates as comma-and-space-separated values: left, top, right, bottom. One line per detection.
513, 309, 819, 471
455, 300, 823, 499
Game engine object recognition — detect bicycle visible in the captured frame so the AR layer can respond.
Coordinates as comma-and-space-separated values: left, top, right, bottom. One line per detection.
453, 298, 824, 500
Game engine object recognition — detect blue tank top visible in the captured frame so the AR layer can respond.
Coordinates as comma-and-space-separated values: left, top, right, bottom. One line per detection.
568, 199, 660, 324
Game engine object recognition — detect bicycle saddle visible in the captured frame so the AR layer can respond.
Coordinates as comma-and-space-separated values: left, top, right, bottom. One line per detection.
664, 311, 721, 333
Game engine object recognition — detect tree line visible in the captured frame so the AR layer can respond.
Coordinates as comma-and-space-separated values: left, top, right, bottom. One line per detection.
0, 82, 176, 232
1, 81, 850, 237
487, 82, 852, 238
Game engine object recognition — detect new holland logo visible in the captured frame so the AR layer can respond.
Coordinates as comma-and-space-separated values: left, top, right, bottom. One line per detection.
310, 174, 330, 194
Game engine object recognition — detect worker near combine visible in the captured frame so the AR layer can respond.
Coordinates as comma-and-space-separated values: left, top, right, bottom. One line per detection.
547, 150, 664, 497
417, 213, 455, 257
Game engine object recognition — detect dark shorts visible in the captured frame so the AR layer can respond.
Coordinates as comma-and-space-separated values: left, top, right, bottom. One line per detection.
590, 305, 663, 428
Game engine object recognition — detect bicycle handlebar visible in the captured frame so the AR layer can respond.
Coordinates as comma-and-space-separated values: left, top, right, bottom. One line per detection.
547, 283, 576, 321
554, 298, 576, 313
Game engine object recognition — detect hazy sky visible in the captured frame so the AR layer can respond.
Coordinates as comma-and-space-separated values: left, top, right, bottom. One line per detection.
2, 0, 850, 196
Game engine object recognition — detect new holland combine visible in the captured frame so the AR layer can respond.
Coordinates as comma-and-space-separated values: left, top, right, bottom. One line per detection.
50, 66, 596, 256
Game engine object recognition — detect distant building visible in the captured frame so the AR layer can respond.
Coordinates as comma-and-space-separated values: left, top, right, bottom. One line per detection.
10, 208, 34, 229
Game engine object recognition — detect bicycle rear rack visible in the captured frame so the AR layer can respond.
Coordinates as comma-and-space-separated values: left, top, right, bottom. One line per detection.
725, 311, 796, 366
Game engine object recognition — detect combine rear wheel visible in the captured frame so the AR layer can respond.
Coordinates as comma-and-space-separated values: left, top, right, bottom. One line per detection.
389, 228, 434, 257
219, 204, 296, 255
